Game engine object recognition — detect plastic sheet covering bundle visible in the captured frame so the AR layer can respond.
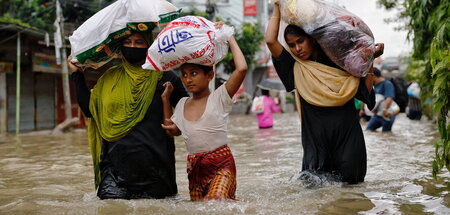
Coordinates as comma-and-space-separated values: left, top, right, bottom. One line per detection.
69, 0, 181, 69
276, 0, 375, 77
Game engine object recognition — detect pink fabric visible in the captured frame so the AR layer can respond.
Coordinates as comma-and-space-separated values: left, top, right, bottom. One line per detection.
256, 96, 280, 128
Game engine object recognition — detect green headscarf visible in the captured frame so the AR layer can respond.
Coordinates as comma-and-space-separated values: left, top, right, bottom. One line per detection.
87, 59, 163, 189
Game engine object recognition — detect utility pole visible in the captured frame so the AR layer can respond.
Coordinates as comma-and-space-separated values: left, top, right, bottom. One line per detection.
15, 33, 21, 134
206, 0, 216, 91
55, 0, 73, 125
205, 0, 216, 21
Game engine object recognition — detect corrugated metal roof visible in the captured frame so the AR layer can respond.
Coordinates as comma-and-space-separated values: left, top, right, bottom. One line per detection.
0, 21, 48, 38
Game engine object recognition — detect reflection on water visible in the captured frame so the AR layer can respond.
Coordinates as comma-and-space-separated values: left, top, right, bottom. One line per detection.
0, 113, 449, 214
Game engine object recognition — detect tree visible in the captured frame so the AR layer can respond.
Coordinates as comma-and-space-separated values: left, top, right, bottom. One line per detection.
222, 23, 265, 74
0, 0, 115, 31
377, 0, 450, 183
180, 9, 265, 73
0, 0, 55, 31
62, 0, 115, 24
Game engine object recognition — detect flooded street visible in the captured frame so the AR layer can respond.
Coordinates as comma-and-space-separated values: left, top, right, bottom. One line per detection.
0, 112, 449, 214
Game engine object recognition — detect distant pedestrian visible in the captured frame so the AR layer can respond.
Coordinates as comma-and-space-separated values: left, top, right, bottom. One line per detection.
256, 89, 281, 129
406, 82, 422, 120
366, 68, 397, 132
357, 98, 372, 122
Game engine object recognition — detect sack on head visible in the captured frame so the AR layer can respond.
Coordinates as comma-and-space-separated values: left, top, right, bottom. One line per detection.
277, 0, 375, 77
143, 16, 234, 71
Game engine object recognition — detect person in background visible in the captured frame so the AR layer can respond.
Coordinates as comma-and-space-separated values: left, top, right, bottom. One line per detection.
406, 81, 422, 120
257, 89, 281, 129
68, 30, 188, 199
354, 98, 362, 116
366, 68, 397, 132
358, 99, 372, 122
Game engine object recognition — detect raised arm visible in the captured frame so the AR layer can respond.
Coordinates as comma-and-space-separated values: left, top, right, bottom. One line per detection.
265, 3, 284, 58
364, 43, 385, 92
224, 36, 248, 97
365, 65, 374, 92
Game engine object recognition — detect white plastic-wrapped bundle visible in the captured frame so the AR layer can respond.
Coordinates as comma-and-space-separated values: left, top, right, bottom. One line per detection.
276, 0, 375, 77
143, 16, 234, 71
69, 0, 180, 69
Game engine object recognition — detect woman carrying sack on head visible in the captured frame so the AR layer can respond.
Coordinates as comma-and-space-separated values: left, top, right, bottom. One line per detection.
265, 2, 383, 185
68, 29, 188, 199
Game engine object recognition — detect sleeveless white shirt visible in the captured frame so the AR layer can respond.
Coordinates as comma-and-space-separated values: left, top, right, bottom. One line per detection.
171, 84, 232, 154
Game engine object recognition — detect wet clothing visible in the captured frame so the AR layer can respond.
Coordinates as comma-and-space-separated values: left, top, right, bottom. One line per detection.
406, 83, 422, 120
187, 145, 236, 201
72, 70, 188, 199
366, 80, 396, 132
366, 115, 397, 132
272, 48, 375, 184
171, 84, 232, 154
171, 84, 237, 200
87, 61, 163, 188
406, 97, 422, 120
373, 80, 396, 99
257, 95, 280, 128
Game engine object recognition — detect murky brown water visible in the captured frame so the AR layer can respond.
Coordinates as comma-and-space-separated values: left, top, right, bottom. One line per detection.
0, 113, 449, 214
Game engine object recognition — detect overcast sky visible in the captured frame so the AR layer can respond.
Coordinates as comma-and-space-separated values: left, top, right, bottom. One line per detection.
335, 0, 412, 58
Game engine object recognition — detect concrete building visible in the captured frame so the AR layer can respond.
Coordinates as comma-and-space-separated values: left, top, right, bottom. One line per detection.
0, 22, 82, 135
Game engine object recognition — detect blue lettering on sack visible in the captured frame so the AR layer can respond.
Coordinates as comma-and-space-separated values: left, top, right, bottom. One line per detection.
158, 30, 194, 53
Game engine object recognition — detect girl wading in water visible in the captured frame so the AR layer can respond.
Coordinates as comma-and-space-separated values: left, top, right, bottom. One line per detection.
161, 22, 247, 200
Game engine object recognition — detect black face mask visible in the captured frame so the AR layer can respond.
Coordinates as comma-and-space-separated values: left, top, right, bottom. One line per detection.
121, 46, 148, 64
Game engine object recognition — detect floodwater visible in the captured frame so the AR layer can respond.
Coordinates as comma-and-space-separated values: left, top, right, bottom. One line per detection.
0, 113, 449, 214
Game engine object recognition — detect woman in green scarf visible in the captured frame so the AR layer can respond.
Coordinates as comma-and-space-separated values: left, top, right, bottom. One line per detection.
68, 30, 188, 199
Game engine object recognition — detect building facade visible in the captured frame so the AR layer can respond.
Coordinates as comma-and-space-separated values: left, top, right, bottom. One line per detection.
0, 22, 80, 135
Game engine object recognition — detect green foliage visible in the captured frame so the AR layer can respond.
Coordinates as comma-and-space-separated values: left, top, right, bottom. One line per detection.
60, 0, 115, 24
180, 8, 208, 18
376, 0, 397, 10
0, 0, 116, 31
0, 0, 55, 31
378, 0, 450, 181
430, 20, 450, 178
0, 13, 31, 27
222, 23, 265, 73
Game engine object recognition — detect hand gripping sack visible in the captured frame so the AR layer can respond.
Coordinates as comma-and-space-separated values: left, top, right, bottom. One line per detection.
251, 96, 265, 114
143, 16, 234, 71
365, 94, 400, 118
276, 0, 375, 77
